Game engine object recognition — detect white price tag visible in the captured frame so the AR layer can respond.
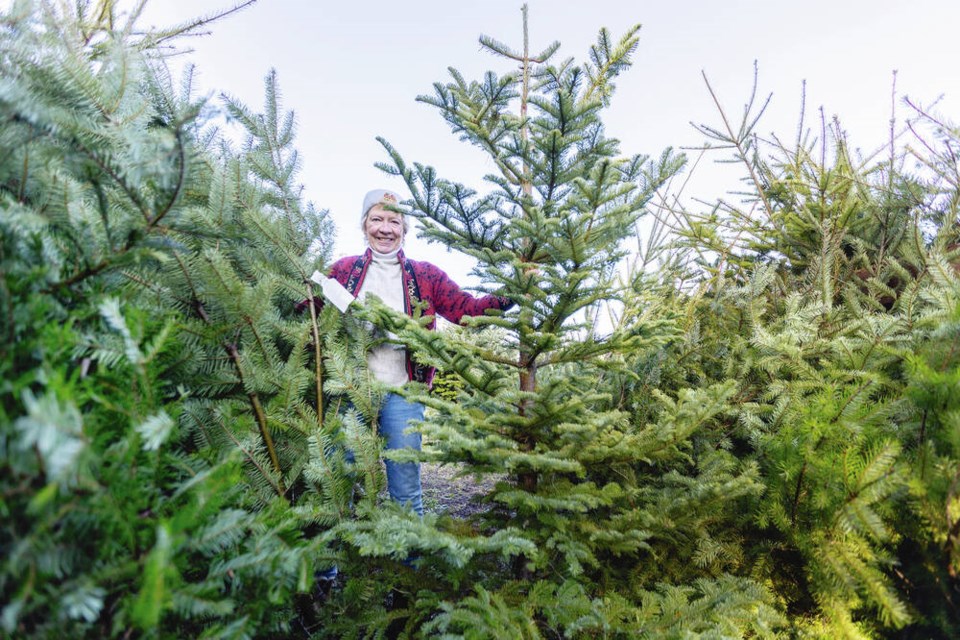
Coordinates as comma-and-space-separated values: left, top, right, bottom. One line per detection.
310, 271, 355, 313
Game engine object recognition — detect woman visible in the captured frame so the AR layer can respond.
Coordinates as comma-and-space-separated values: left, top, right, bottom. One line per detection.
314, 188, 512, 516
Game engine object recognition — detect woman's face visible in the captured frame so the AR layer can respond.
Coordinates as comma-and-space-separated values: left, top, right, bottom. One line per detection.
364, 205, 405, 253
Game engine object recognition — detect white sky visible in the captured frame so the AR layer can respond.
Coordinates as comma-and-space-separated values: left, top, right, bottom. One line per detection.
131, 1, 960, 285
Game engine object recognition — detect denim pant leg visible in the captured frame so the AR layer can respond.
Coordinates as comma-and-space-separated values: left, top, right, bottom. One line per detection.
379, 393, 425, 517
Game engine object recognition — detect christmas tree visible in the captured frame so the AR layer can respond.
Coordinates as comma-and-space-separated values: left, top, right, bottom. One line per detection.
341, 6, 780, 636
0, 2, 360, 636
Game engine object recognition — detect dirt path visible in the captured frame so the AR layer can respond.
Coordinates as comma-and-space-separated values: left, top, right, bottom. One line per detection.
420, 462, 503, 518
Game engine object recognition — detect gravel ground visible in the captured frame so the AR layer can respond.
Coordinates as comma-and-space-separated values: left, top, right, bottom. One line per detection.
420, 462, 503, 518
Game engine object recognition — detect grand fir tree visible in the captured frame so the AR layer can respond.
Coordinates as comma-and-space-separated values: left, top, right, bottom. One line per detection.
0, 1, 376, 636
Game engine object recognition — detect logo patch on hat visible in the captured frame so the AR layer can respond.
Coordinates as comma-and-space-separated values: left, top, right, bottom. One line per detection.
381, 192, 397, 203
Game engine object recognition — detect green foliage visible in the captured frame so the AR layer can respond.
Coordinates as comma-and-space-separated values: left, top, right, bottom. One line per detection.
4, 2, 960, 638
356, 16, 960, 639
0, 2, 352, 637
365, 9, 787, 638
645, 70, 960, 637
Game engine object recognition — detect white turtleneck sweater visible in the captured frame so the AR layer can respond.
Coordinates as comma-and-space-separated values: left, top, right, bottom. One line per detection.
355, 248, 408, 387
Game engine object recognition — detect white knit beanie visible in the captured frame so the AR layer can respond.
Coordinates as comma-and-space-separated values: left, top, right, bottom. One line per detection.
361, 188, 401, 220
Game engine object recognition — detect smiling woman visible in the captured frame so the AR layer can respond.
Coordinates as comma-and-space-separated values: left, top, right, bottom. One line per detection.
300, 188, 514, 522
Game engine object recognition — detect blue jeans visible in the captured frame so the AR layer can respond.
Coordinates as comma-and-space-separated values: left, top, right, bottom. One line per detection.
379, 393, 425, 517
317, 393, 424, 582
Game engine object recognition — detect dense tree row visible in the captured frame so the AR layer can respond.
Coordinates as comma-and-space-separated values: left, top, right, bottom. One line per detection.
1, 2, 957, 638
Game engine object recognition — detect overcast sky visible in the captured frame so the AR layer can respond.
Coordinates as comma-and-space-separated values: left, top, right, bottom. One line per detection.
135, 0, 960, 284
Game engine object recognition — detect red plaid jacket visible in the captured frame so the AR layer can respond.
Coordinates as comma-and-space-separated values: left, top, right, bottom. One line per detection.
312, 249, 511, 386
